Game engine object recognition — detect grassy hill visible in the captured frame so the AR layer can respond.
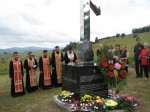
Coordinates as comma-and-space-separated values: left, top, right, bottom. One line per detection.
93, 32, 150, 67
0, 32, 150, 112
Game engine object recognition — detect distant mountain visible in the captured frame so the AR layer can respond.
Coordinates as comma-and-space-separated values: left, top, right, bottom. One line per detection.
0, 46, 53, 53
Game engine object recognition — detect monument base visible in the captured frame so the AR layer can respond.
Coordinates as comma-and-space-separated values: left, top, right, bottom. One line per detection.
62, 65, 108, 98
53, 95, 72, 111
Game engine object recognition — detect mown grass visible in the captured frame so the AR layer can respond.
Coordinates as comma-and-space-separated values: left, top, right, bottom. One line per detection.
0, 32, 150, 112
0, 74, 67, 112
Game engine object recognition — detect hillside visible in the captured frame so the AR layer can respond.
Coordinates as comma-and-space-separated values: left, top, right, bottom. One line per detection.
0, 46, 52, 53
92, 32, 150, 66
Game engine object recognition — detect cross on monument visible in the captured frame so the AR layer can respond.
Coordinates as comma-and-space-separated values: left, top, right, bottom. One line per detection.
78, 0, 101, 64
80, 0, 101, 41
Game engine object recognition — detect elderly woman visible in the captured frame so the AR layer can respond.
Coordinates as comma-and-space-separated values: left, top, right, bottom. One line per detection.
97, 44, 103, 57
140, 43, 149, 80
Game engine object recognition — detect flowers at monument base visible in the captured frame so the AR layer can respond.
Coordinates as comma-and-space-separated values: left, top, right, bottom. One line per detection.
71, 94, 105, 111
104, 99, 118, 108
116, 95, 140, 111
58, 90, 74, 104
97, 45, 128, 93
57, 91, 140, 112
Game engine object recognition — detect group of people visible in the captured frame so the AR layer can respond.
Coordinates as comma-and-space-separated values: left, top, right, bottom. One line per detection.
134, 38, 150, 80
97, 43, 130, 72
96, 37, 150, 80
9, 46, 77, 97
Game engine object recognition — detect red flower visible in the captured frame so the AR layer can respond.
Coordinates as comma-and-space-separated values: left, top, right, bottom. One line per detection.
98, 101, 103, 106
109, 65, 114, 70
121, 64, 125, 69
102, 63, 108, 68
108, 72, 114, 77
106, 53, 109, 57
123, 72, 128, 76
119, 71, 123, 75
75, 100, 79, 104
101, 58, 107, 63
118, 77, 122, 81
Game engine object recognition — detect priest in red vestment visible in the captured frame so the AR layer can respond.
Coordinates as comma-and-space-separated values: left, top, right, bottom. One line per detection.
9, 52, 25, 97
24, 52, 38, 92
39, 50, 52, 89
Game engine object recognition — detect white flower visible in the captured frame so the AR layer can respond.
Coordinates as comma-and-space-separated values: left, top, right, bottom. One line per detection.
71, 105, 74, 108
103, 105, 106, 109
94, 106, 98, 109
89, 103, 92, 106
71, 93, 74, 95
69, 100, 71, 102
62, 99, 64, 102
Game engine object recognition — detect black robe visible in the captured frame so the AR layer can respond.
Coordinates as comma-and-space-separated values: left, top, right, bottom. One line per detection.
64, 52, 77, 64
9, 60, 25, 97
39, 56, 51, 89
51, 52, 63, 87
24, 58, 38, 92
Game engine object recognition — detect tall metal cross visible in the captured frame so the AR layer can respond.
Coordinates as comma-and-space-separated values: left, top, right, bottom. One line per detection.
80, 0, 101, 41
78, 0, 101, 63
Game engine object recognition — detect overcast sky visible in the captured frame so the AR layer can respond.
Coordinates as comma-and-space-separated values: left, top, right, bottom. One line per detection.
0, 0, 150, 49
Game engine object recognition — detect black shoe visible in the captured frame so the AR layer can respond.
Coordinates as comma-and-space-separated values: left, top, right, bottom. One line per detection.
136, 76, 139, 78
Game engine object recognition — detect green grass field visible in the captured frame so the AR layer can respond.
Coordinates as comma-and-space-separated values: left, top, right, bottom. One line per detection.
0, 32, 150, 112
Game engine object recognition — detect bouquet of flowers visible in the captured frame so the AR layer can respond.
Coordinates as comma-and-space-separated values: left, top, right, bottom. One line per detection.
71, 94, 105, 111
58, 90, 74, 104
116, 95, 140, 111
97, 45, 128, 93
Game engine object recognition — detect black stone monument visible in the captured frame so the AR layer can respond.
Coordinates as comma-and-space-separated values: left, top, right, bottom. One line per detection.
62, 65, 108, 98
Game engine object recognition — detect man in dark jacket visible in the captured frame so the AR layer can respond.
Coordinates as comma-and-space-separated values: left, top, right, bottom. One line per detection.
134, 38, 144, 78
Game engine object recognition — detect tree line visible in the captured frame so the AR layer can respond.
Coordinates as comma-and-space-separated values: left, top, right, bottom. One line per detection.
132, 25, 150, 34
62, 25, 150, 52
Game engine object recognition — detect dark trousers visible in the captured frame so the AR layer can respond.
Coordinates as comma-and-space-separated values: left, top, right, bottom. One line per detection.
125, 66, 128, 73
148, 59, 150, 73
135, 58, 143, 77
142, 65, 149, 78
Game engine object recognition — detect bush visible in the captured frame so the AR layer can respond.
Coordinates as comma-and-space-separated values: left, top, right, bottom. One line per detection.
133, 34, 138, 38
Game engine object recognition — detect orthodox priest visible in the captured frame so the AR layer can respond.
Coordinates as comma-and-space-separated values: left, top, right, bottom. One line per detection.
51, 46, 63, 87
9, 52, 25, 97
24, 52, 38, 92
64, 46, 77, 65
39, 50, 51, 89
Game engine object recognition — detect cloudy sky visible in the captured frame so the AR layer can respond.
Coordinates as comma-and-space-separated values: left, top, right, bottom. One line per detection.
0, 0, 150, 49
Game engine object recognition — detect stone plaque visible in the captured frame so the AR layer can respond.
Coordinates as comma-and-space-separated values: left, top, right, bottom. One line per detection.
62, 65, 108, 98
